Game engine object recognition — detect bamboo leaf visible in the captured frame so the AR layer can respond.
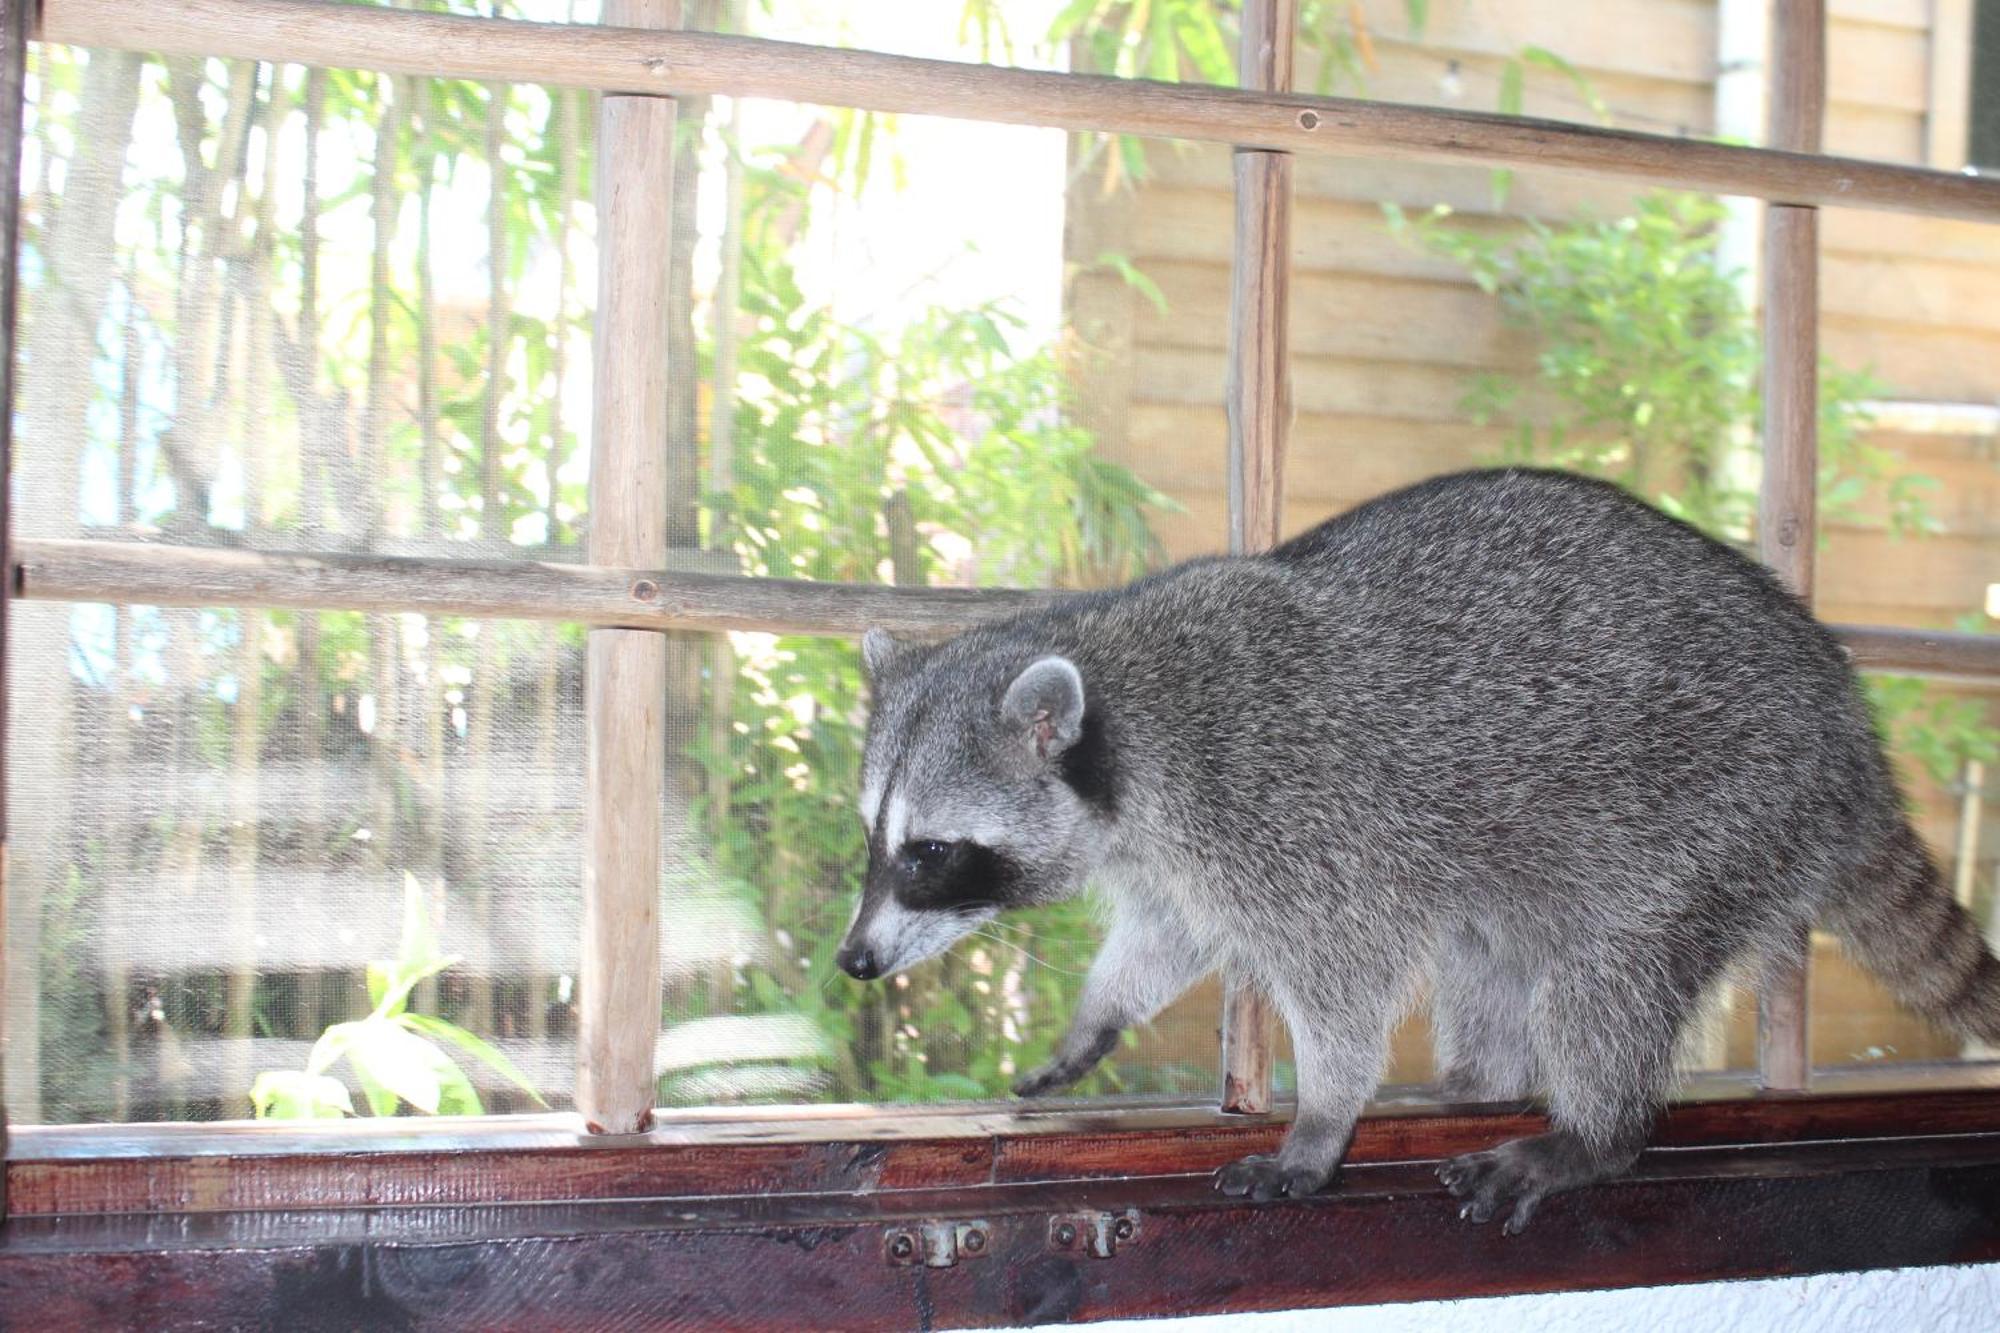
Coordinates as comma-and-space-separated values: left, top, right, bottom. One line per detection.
400, 1012, 548, 1106
1519, 45, 1611, 124
251, 1071, 354, 1120
1498, 58, 1524, 118
347, 1020, 449, 1115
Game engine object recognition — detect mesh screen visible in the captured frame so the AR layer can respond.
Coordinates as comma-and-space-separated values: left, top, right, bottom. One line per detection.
7, 28, 1215, 1126
13, 7, 1993, 1130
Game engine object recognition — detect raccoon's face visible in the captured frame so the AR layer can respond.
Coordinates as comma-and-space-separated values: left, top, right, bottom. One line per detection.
836, 631, 1112, 981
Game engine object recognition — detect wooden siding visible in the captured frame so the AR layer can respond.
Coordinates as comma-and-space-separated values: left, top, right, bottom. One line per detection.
1064, 0, 1999, 1080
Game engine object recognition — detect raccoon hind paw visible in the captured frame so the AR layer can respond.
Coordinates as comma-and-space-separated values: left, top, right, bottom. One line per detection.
1438, 1149, 1547, 1235
1213, 1154, 1334, 1202
1438, 1130, 1627, 1235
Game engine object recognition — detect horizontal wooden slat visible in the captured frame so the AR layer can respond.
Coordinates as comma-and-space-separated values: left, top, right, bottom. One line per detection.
1836, 625, 2000, 678
12, 537, 1052, 636
37, 0, 2000, 223
23, 535, 1995, 679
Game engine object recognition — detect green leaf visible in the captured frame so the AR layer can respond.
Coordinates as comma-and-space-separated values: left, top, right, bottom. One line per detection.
433, 1057, 485, 1117
366, 961, 394, 1013
1498, 58, 1524, 118
1094, 251, 1168, 316
349, 1049, 402, 1119
348, 1020, 449, 1115
400, 1012, 549, 1106
370, 952, 462, 1023
306, 1020, 365, 1076
251, 1070, 354, 1120
398, 871, 438, 969
1519, 46, 1612, 124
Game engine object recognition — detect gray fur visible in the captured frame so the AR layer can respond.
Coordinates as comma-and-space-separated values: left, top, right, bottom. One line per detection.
836, 468, 2000, 1231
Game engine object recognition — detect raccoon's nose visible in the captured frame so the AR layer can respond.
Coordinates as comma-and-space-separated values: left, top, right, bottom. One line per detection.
837, 943, 883, 981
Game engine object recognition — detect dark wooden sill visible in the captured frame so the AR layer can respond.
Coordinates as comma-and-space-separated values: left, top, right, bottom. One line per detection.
4, 1079, 1999, 1329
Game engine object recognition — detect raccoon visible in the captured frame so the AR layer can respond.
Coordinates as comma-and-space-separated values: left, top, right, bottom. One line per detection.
836, 467, 2000, 1233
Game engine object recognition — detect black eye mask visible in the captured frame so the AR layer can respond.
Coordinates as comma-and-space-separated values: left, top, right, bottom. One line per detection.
893, 839, 1028, 913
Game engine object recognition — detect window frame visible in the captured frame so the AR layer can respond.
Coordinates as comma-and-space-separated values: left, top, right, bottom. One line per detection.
3, 0, 2000, 1315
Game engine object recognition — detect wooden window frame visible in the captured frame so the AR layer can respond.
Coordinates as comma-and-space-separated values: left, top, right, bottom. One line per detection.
3, 0, 1999, 1322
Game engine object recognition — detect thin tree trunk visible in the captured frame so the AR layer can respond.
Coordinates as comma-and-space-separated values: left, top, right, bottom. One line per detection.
165, 56, 260, 1113
8, 49, 145, 1123
464, 72, 512, 1037
163, 57, 257, 535
481, 80, 510, 541
103, 285, 147, 1120
414, 76, 441, 542
526, 77, 586, 1045
363, 72, 410, 929
280, 67, 334, 1026
545, 82, 578, 549
705, 77, 744, 834
661, 15, 715, 1027
411, 71, 446, 1017
221, 66, 289, 1114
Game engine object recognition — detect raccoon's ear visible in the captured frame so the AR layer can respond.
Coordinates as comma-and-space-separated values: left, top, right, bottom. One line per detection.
1000, 656, 1085, 762
860, 628, 905, 678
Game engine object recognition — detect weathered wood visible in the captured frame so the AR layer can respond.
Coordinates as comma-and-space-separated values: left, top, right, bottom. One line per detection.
2, 1133, 1996, 1328
1224, 156, 1293, 552
15, 536, 2000, 680
37, 0, 2000, 224
1218, 0, 1297, 1118
9, 1082, 2000, 1217
0, 0, 28, 1229
12, 536, 1055, 635
1756, 0, 1827, 1099
1833, 624, 2000, 679
1758, 210, 1820, 607
577, 0, 681, 1137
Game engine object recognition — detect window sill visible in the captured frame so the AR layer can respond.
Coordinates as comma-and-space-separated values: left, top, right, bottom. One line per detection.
4, 1075, 2000, 1326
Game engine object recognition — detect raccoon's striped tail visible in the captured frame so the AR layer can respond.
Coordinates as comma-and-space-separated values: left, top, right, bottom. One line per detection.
1820, 822, 2000, 1044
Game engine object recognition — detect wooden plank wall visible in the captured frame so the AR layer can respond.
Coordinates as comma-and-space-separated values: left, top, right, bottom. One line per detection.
1066, 0, 1996, 1074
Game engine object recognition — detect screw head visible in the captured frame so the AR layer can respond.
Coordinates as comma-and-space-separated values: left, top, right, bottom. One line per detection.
1113, 1217, 1136, 1241
1054, 1222, 1078, 1247
631, 578, 660, 603
889, 1233, 915, 1260
962, 1228, 986, 1253
1298, 110, 1320, 130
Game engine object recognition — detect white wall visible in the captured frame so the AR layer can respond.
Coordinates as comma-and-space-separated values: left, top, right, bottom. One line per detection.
971, 1264, 2000, 1333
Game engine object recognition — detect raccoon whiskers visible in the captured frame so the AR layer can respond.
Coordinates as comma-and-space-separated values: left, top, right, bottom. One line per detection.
964, 927, 1088, 977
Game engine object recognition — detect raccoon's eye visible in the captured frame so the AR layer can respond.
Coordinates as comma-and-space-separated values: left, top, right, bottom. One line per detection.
900, 839, 954, 873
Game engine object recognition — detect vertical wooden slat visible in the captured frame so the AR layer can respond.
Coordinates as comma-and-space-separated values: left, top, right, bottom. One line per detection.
1219, 0, 1296, 1117
0, 0, 27, 1217
578, 0, 680, 1135
1756, 0, 1824, 1095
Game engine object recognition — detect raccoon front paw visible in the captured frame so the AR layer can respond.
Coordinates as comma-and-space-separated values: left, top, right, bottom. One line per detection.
1213, 1153, 1333, 1202
1012, 1028, 1119, 1099
1012, 1059, 1088, 1099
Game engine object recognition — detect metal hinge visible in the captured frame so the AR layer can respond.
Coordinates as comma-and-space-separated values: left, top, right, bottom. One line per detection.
1047, 1209, 1140, 1259
883, 1220, 991, 1268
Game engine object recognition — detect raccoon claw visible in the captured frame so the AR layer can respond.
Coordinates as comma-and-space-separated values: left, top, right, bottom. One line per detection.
1213, 1154, 1331, 1202
1437, 1150, 1544, 1235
